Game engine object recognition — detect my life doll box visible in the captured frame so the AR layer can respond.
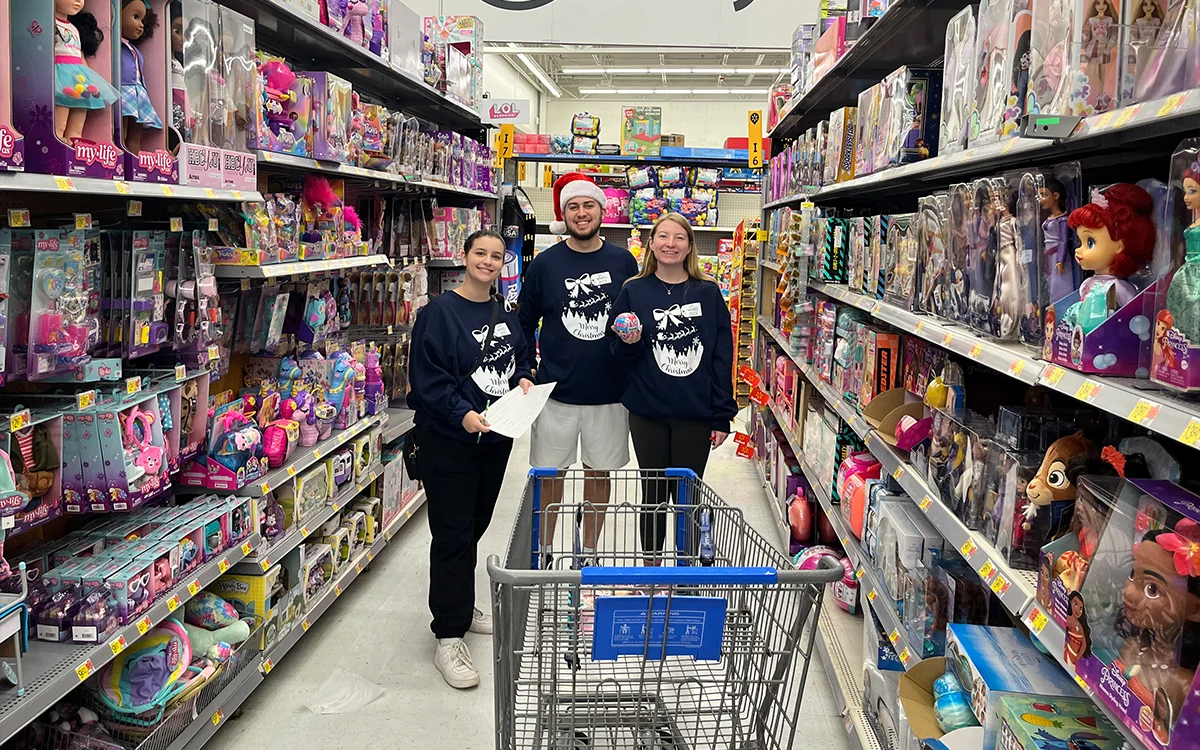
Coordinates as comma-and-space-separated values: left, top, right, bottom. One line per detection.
945, 623, 1084, 749
1150, 140, 1200, 391
11, 0, 124, 179
116, 0, 176, 184
0, 0, 26, 170
174, 0, 222, 188
1074, 480, 1200, 750
996, 696, 1128, 750
3, 410, 65, 536
1043, 183, 1160, 376
217, 5, 257, 192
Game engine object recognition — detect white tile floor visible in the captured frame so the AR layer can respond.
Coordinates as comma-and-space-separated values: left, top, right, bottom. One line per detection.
205, 431, 852, 750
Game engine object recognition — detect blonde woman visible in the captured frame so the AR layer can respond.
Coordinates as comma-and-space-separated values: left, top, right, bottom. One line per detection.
608, 213, 737, 561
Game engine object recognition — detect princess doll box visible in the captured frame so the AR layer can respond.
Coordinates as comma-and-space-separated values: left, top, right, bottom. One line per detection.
1074, 479, 1200, 750
996, 696, 1127, 750
1043, 279, 1160, 375
946, 623, 1084, 749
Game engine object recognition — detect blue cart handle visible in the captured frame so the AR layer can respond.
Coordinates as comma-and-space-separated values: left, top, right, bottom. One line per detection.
580, 566, 778, 585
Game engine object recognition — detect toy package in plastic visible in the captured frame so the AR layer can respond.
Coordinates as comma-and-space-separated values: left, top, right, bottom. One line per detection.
630, 188, 668, 226
626, 165, 656, 190
571, 113, 600, 137
941, 8, 978, 154
692, 167, 721, 190
944, 183, 974, 326
657, 166, 687, 189
570, 136, 597, 155
969, 0, 1016, 146
997, 0, 1034, 137
1049, 0, 1124, 115
1131, 0, 1198, 103
918, 193, 950, 316
550, 134, 572, 154
1027, 0, 1074, 116
879, 66, 943, 168
967, 178, 1000, 335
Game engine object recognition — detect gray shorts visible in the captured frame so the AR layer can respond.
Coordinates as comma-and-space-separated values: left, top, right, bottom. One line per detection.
529, 399, 631, 470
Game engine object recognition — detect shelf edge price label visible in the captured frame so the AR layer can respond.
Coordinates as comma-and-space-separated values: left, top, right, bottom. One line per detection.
1029, 607, 1049, 634
335, 584, 342, 597
1091, 110, 1117, 131
1041, 365, 1066, 386
1158, 91, 1189, 118
302, 618, 311, 632
919, 496, 933, 512
889, 629, 900, 645
169, 217, 183, 232
260, 558, 271, 571
166, 594, 181, 611
867, 589, 877, 602
899, 648, 911, 665
175, 364, 187, 381
76, 659, 96, 682
7, 209, 30, 227
204, 188, 217, 198
1181, 418, 1200, 447
1114, 103, 1143, 128
1074, 379, 1102, 403
262, 658, 274, 674
9, 409, 30, 432
212, 709, 223, 726
127, 199, 143, 217
287, 466, 297, 477
978, 560, 996, 581
991, 575, 1011, 596
942, 333, 954, 346
109, 635, 128, 655
969, 343, 983, 358
1008, 359, 1026, 378
74, 213, 92, 230
217, 558, 229, 573
855, 566, 865, 581
187, 579, 200, 596
960, 539, 977, 559
1128, 398, 1161, 426
76, 390, 95, 410
892, 466, 904, 481
747, 110, 763, 169
914, 320, 924, 333
241, 541, 253, 555
55, 176, 76, 191
125, 376, 142, 395
136, 615, 152, 635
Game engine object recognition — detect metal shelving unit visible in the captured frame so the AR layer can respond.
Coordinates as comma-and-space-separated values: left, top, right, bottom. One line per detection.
382, 408, 416, 444
0, 534, 264, 745
213, 254, 392, 280
815, 592, 886, 750
0, 172, 262, 202
512, 152, 756, 169
535, 221, 735, 234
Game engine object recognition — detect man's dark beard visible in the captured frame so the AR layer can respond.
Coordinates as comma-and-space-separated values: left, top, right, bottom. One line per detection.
567, 222, 600, 242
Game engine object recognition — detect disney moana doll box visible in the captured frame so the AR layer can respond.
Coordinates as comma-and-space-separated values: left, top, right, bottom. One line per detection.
1074, 480, 1200, 750
945, 623, 1084, 750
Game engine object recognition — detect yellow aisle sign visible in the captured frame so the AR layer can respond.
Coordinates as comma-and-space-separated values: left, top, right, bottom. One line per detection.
499, 124, 515, 158
493, 134, 504, 169
543, 165, 553, 187
519, 161, 527, 182
748, 111, 763, 169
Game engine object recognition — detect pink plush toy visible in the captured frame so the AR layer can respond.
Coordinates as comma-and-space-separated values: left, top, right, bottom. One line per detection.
344, 0, 370, 47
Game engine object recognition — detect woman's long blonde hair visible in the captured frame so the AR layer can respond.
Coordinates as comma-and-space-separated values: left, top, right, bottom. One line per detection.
632, 212, 714, 283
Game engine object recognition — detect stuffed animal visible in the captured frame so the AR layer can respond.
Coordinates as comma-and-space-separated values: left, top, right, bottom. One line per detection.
1022, 431, 1097, 531
183, 620, 251, 661
184, 592, 241, 630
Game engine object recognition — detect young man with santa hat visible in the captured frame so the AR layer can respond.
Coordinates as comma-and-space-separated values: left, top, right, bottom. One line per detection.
518, 172, 639, 568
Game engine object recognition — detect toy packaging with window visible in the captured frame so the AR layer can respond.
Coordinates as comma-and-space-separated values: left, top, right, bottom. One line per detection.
1044, 182, 1159, 375
885, 213, 920, 309
620, 105, 662, 157
176, 0, 224, 187
254, 52, 313, 157
1149, 139, 1200, 391
1050, 0, 1125, 116
117, 0, 176, 184
943, 183, 973, 326
968, 178, 1001, 336
969, 0, 1016, 147
1071, 480, 1200, 749
940, 8, 977, 155
878, 67, 942, 169
28, 230, 94, 381
946, 623, 1084, 749
217, 5, 258, 191
306, 71, 353, 164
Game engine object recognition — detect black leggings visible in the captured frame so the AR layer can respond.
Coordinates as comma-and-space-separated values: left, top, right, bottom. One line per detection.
418, 425, 513, 639
628, 413, 712, 554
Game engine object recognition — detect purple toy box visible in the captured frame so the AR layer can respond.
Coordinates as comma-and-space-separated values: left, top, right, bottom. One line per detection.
1043, 280, 1159, 377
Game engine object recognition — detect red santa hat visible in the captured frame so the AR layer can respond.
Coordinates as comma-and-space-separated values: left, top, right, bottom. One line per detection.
549, 172, 607, 235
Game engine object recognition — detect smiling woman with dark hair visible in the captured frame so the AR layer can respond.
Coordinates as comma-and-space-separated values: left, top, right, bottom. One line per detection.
407, 228, 533, 690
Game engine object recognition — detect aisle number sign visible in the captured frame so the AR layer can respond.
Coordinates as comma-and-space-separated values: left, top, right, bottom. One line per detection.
492, 134, 504, 169
747, 111, 763, 169
519, 161, 527, 182
543, 165, 553, 188
498, 124, 515, 158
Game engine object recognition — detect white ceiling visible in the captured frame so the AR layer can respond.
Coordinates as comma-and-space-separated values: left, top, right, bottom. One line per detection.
488, 44, 791, 100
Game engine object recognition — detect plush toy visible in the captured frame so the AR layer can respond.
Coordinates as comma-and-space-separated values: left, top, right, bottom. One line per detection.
260, 59, 299, 139
343, 0, 371, 47
1022, 432, 1096, 529
184, 592, 240, 629
182, 619, 251, 661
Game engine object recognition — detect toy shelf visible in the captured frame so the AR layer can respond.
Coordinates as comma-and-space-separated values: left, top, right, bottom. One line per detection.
512, 153, 755, 169
767, 86, 1200, 207
768, 0, 973, 139
805, 281, 1200, 451
759, 318, 1038, 616
382, 408, 416, 444
212, 254, 392, 280
814, 589, 888, 750
535, 221, 736, 234
256, 152, 498, 201
752, 456, 790, 551
211, 0, 481, 132
427, 259, 466, 269
0, 534, 264, 746
0, 172, 263, 203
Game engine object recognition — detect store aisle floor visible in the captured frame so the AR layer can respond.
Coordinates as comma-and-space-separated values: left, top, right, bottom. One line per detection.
206, 433, 851, 750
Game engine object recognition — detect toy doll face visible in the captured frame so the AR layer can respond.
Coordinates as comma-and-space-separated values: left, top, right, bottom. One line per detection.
58, 0, 86, 16
1122, 539, 1200, 632
1182, 177, 1200, 213
172, 16, 183, 54
1075, 225, 1125, 273
122, 1, 147, 41
1037, 187, 1061, 212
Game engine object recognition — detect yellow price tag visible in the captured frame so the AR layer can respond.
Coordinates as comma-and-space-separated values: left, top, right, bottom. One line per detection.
1158, 92, 1189, 118
231, 191, 244, 200
128, 200, 143, 217
260, 559, 271, 572
208, 218, 219, 231
1008, 359, 1026, 378
919, 496, 933, 512
889, 629, 900, 645
175, 364, 187, 381
855, 567, 865, 580
1181, 418, 1200, 447
76, 659, 95, 681
355, 563, 363, 574
1092, 110, 1117, 131
241, 541, 253, 555
160, 185, 176, 197
892, 466, 904, 481
7, 209, 30, 227
969, 343, 982, 358
915, 320, 925, 333
169, 217, 183, 232
991, 575, 1011, 596
167, 595, 181, 611
218, 558, 229, 573
109, 635, 128, 655
1001, 138, 1020, 154
1074, 379, 1102, 403
367, 551, 374, 562
259, 482, 271, 494
136, 616, 152, 635
76, 391, 95, 410
1042, 365, 1066, 386
125, 377, 142, 395
300, 526, 309, 537
211, 709, 223, 726
302, 618, 311, 632
54, 176, 76, 191
204, 188, 217, 198
263, 658, 275, 674
187, 580, 200, 596
287, 466, 297, 477
207, 344, 220, 361
9, 410, 30, 432
1029, 607, 1049, 634
978, 561, 996, 580
867, 589, 877, 602
114, 181, 132, 195
1074, 673, 1089, 691
960, 539, 976, 559
335, 585, 342, 597
942, 333, 953, 346
1114, 104, 1142, 128
1128, 399, 1160, 426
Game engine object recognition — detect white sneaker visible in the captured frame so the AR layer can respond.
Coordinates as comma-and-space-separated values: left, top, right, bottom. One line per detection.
434, 638, 480, 689
469, 606, 493, 635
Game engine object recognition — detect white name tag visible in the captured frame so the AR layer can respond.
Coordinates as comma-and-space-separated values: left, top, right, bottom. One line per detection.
590, 271, 612, 285
494, 322, 511, 337
682, 303, 703, 317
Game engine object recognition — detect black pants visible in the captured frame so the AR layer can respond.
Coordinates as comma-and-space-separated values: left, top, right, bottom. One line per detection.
628, 413, 712, 554
419, 425, 513, 639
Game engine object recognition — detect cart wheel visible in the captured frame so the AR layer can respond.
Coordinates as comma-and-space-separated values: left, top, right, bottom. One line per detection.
563, 653, 581, 671
554, 729, 589, 748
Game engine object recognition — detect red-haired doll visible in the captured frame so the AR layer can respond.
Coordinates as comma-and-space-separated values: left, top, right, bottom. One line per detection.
1064, 182, 1156, 333
1164, 165, 1200, 343
1155, 309, 1177, 368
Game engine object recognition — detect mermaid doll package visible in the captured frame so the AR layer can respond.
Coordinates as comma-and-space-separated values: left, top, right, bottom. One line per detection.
1045, 182, 1160, 375
1150, 139, 1200, 391
940, 7, 977, 155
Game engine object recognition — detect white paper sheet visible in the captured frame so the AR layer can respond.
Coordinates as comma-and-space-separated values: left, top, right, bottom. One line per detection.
483, 382, 557, 438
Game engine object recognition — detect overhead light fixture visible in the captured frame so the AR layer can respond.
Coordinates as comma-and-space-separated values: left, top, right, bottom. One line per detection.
728, 88, 770, 95
615, 89, 656, 94
652, 89, 694, 95
559, 66, 788, 76
578, 88, 736, 96
578, 88, 618, 94
507, 42, 561, 98
690, 89, 733, 94
688, 67, 736, 75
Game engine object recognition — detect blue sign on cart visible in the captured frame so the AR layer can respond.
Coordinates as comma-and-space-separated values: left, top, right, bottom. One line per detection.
591, 595, 726, 661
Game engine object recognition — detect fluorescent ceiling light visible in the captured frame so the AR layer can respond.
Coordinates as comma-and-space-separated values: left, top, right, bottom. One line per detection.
507, 42, 561, 98
615, 89, 657, 94
728, 88, 770, 95
690, 89, 733, 94
652, 89, 694, 95
579, 88, 736, 96
559, 66, 788, 76
603, 67, 650, 74
578, 88, 618, 94
687, 67, 736, 74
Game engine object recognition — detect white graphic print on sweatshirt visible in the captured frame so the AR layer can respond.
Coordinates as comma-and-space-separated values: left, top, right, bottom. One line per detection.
560, 271, 614, 341
470, 323, 516, 397
650, 302, 704, 378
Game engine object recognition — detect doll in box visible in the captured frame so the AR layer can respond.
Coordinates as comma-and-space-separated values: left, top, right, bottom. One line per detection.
1162, 165, 1200, 345
1064, 184, 1155, 334
1022, 431, 1095, 533
119, 0, 163, 155
1041, 176, 1079, 304
55, 0, 121, 143
1077, 0, 1122, 113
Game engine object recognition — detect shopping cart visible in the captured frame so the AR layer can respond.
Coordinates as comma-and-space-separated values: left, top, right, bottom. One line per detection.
488, 468, 843, 750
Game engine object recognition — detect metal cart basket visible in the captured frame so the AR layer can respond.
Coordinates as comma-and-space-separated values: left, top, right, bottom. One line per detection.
488, 468, 842, 750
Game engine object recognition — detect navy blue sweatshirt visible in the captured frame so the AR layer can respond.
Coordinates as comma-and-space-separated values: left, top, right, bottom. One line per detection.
407, 291, 532, 443
608, 276, 738, 432
518, 240, 639, 405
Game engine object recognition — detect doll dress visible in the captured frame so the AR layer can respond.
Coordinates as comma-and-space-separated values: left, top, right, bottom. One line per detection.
1165, 223, 1200, 344
54, 17, 120, 110
120, 40, 164, 129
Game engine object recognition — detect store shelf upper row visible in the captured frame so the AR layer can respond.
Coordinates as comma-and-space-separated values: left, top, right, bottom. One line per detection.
512, 153, 756, 169
215, 0, 481, 131
257, 151, 498, 200
768, 0, 973, 139
765, 87, 1200, 207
